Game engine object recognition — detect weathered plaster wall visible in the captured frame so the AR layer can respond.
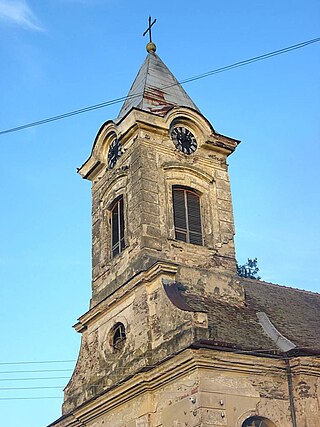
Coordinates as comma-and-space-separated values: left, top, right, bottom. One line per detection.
55, 350, 320, 427
52, 107, 320, 427
291, 357, 320, 427
62, 272, 208, 414
88, 108, 240, 308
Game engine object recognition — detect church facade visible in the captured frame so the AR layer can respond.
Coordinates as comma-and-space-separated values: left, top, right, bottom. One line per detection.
49, 41, 320, 427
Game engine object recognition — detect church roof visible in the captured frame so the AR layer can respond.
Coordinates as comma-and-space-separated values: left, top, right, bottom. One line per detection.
117, 50, 199, 121
163, 279, 320, 355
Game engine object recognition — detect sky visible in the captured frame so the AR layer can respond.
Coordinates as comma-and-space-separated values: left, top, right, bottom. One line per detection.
0, 0, 319, 426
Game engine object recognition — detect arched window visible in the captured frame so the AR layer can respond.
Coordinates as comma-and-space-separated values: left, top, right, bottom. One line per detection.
110, 196, 125, 257
110, 322, 126, 352
242, 416, 274, 427
172, 186, 203, 245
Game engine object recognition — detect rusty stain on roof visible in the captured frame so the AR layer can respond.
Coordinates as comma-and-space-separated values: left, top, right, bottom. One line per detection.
117, 52, 199, 121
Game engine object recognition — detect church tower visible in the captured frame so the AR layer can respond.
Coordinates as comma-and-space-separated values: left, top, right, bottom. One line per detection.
49, 34, 320, 427
79, 41, 241, 313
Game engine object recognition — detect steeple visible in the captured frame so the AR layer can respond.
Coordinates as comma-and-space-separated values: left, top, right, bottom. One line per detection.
50, 26, 320, 427
66, 30, 242, 419
117, 49, 199, 121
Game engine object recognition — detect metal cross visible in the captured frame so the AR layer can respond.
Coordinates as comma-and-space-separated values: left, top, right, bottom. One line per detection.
143, 16, 157, 43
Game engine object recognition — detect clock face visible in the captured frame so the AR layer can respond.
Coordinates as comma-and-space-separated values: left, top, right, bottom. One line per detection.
108, 138, 122, 169
170, 127, 197, 155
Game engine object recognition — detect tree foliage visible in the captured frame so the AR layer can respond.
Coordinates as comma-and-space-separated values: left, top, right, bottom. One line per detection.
236, 257, 261, 280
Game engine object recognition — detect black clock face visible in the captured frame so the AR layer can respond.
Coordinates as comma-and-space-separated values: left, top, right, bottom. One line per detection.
171, 127, 197, 155
108, 138, 122, 169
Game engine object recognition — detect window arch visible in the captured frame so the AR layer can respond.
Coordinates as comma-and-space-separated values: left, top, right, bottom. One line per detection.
242, 416, 276, 427
110, 195, 125, 257
172, 186, 203, 245
109, 322, 126, 352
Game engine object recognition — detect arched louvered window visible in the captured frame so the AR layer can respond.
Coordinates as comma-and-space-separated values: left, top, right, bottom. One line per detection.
110, 196, 125, 257
172, 186, 203, 245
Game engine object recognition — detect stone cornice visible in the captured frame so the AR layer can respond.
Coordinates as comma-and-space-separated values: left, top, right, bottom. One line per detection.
74, 261, 178, 332
288, 356, 320, 376
52, 347, 292, 426
78, 107, 240, 180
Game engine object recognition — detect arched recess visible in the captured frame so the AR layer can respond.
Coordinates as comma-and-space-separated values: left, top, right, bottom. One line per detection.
164, 106, 215, 150
241, 416, 277, 427
101, 315, 130, 361
172, 186, 203, 246
163, 164, 217, 248
92, 120, 118, 161
98, 173, 128, 261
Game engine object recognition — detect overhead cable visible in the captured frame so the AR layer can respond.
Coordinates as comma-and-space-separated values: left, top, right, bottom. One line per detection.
0, 369, 72, 374
0, 360, 75, 365
0, 386, 64, 390
0, 396, 62, 400
0, 376, 70, 381
0, 37, 319, 136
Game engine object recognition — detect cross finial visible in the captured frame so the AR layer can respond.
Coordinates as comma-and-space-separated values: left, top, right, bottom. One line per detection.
143, 16, 157, 53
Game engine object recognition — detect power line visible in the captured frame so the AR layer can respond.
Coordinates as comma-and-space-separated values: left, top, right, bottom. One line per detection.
0, 369, 72, 374
0, 386, 64, 390
0, 396, 62, 400
0, 377, 70, 382
0, 37, 319, 137
178, 37, 320, 84
0, 360, 75, 365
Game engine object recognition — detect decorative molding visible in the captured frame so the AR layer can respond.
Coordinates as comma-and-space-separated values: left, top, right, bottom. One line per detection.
56, 348, 288, 426
162, 162, 214, 183
74, 261, 178, 331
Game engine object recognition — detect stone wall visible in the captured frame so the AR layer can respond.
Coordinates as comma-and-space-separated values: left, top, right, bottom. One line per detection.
87, 108, 240, 308
62, 269, 208, 414
57, 106, 320, 427
54, 349, 320, 427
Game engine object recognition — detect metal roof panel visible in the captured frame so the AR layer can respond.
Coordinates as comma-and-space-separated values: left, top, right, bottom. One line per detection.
117, 52, 199, 120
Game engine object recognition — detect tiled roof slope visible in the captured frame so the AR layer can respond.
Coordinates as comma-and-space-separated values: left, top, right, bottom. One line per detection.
117, 52, 199, 121
164, 280, 320, 354
244, 280, 320, 351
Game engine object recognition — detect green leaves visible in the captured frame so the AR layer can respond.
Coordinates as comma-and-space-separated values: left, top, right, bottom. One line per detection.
237, 257, 261, 280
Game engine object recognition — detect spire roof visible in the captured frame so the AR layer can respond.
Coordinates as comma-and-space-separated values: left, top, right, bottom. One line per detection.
117, 50, 199, 121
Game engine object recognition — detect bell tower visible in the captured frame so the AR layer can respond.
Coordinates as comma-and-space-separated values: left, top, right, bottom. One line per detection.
78, 41, 241, 310
53, 37, 249, 426
49, 26, 320, 427
50, 18, 320, 427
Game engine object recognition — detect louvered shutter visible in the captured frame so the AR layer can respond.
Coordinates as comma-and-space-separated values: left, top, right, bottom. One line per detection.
119, 197, 125, 251
172, 187, 203, 245
111, 196, 125, 257
173, 188, 187, 241
112, 206, 119, 256
187, 191, 203, 245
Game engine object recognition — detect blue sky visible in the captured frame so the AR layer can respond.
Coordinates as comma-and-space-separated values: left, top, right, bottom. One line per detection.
0, 1, 319, 426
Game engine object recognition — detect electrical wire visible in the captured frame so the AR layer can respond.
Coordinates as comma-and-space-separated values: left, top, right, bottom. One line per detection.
178, 36, 320, 85
0, 344, 317, 401
0, 37, 319, 137
0, 386, 64, 390
0, 397, 62, 400
0, 377, 70, 381
0, 360, 75, 365
0, 369, 72, 374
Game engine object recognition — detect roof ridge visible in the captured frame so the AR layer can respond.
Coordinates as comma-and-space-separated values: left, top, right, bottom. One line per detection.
140, 52, 152, 110
242, 278, 320, 296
